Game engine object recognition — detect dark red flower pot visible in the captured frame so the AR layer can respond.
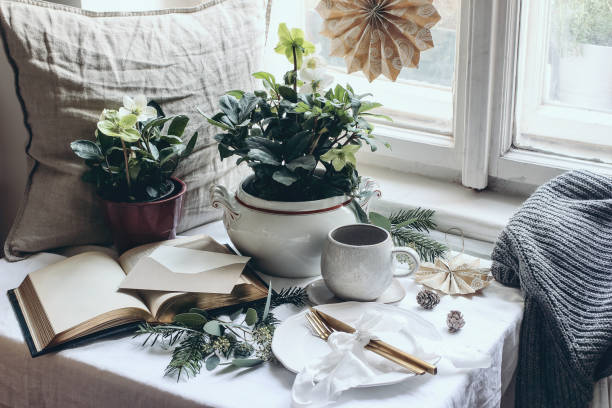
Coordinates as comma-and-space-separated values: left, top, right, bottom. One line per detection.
99, 177, 186, 253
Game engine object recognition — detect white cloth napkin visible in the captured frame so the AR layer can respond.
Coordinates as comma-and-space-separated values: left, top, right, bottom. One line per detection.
291, 310, 492, 407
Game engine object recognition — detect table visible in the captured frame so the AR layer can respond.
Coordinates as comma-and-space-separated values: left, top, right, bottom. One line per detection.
0, 222, 526, 408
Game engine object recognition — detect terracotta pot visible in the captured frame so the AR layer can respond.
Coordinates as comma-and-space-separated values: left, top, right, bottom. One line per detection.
100, 177, 186, 253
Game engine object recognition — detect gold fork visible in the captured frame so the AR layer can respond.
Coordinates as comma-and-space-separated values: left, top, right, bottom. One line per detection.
305, 311, 426, 375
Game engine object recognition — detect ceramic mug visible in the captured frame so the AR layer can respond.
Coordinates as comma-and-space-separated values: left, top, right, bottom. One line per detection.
321, 223, 421, 301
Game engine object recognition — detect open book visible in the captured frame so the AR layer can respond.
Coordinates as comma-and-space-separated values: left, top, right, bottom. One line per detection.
9, 235, 268, 356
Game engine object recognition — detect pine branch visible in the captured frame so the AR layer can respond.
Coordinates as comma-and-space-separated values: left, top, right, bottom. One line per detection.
391, 227, 447, 262
165, 331, 209, 380
388, 208, 437, 232
272, 287, 308, 308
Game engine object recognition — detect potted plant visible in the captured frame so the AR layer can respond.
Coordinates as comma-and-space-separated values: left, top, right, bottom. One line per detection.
554, 0, 612, 110
204, 24, 390, 277
70, 95, 198, 252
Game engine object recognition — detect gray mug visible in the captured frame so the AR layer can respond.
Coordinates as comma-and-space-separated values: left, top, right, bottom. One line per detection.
321, 224, 421, 301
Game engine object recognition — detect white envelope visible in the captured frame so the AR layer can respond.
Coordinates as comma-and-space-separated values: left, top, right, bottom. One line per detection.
119, 246, 250, 294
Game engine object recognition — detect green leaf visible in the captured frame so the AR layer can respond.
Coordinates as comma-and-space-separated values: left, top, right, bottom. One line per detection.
292, 102, 310, 113
142, 116, 173, 134
146, 186, 159, 199
226, 90, 245, 99
174, 313, 206, 329
272, 168, 299, 186
70, 140, 103, 160
168, 115, 189, 137
244, 308, 258, 326
238, 93, 259, 123
219, 95, 241, 125
119, 128, 141, 143
348, 200, 369, 223
149, 143, 159, 160
246, 137, 282, 155
231, 358, 264, 368
286, 155, 316, 172
278, 85, 297, 103
358, 102, 383, 114
369, 212, 392, 232
203, 320, 222, 336
284, 130, 311, 159
252, 72, 277, 91
248, 148, 281, 165
206, 355, 220, 371
159, 145, 185, 165
181, 132, 198, 158
160, 135, 183, 145
198, 107, 233, 131
263, 283, 272, 321
361, 112, 393, 122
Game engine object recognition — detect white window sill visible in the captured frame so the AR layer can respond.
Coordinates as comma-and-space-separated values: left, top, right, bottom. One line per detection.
362, 164, 526, 252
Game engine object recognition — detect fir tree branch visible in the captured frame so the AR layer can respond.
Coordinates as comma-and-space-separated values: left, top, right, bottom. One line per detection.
391, 227, 448, 262
272, 287, 308, 308
388, 208, 437, 232
165, 331, 210, 380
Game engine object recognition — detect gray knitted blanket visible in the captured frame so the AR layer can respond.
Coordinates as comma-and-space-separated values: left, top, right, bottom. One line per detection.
491, 170, 612, 408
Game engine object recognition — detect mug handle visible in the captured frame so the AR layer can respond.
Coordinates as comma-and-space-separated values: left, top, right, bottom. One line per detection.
391, 247, 421, 277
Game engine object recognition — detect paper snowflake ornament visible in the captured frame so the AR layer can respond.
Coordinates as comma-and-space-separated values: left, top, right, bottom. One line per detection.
415, 253, 494, 295
316, 0, 441, 82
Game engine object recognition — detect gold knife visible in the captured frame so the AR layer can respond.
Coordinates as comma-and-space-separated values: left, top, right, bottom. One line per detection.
313, 308, 438, 375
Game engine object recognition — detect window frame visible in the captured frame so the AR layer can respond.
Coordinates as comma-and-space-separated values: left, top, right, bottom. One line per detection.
486, 0, 612, 189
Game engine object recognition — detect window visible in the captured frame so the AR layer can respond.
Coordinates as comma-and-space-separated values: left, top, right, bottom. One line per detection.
516, 0, 612, 163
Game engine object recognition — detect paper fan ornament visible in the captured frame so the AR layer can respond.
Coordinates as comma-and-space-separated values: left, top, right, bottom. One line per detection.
316, 0, 441, 82
415, 253, 494, 295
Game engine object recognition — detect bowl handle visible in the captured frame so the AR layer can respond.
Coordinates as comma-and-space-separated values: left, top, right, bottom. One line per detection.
210, 185, 240, 227
356, 177, 382, 213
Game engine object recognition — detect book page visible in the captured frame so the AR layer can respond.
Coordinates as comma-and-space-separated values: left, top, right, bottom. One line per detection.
27, 252, 151, 335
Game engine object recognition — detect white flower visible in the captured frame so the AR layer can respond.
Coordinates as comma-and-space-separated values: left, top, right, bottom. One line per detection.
119, 95, 158, 122
299, 56, 334, 94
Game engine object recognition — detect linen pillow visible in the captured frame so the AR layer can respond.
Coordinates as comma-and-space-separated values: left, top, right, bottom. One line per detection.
0, 0, 261, 261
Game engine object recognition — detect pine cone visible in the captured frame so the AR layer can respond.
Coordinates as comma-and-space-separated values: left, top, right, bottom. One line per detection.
416, 289, 440, 310
447, 310, 465, 333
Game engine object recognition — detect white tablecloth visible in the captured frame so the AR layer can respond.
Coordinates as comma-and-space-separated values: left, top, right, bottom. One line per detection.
0, 222, 528, 407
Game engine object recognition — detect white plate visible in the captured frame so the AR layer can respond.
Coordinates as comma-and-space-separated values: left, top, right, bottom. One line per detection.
272, 302, 441, 387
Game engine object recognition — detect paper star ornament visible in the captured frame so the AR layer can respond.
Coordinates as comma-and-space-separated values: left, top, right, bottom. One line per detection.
316, 0, 441, 82
415, 253, 494, 295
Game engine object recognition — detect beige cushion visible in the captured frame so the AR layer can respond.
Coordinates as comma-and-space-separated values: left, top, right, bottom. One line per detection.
0, 0, 259, 261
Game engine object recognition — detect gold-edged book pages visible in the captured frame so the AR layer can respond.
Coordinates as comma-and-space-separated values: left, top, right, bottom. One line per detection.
13, 235, 268, 353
